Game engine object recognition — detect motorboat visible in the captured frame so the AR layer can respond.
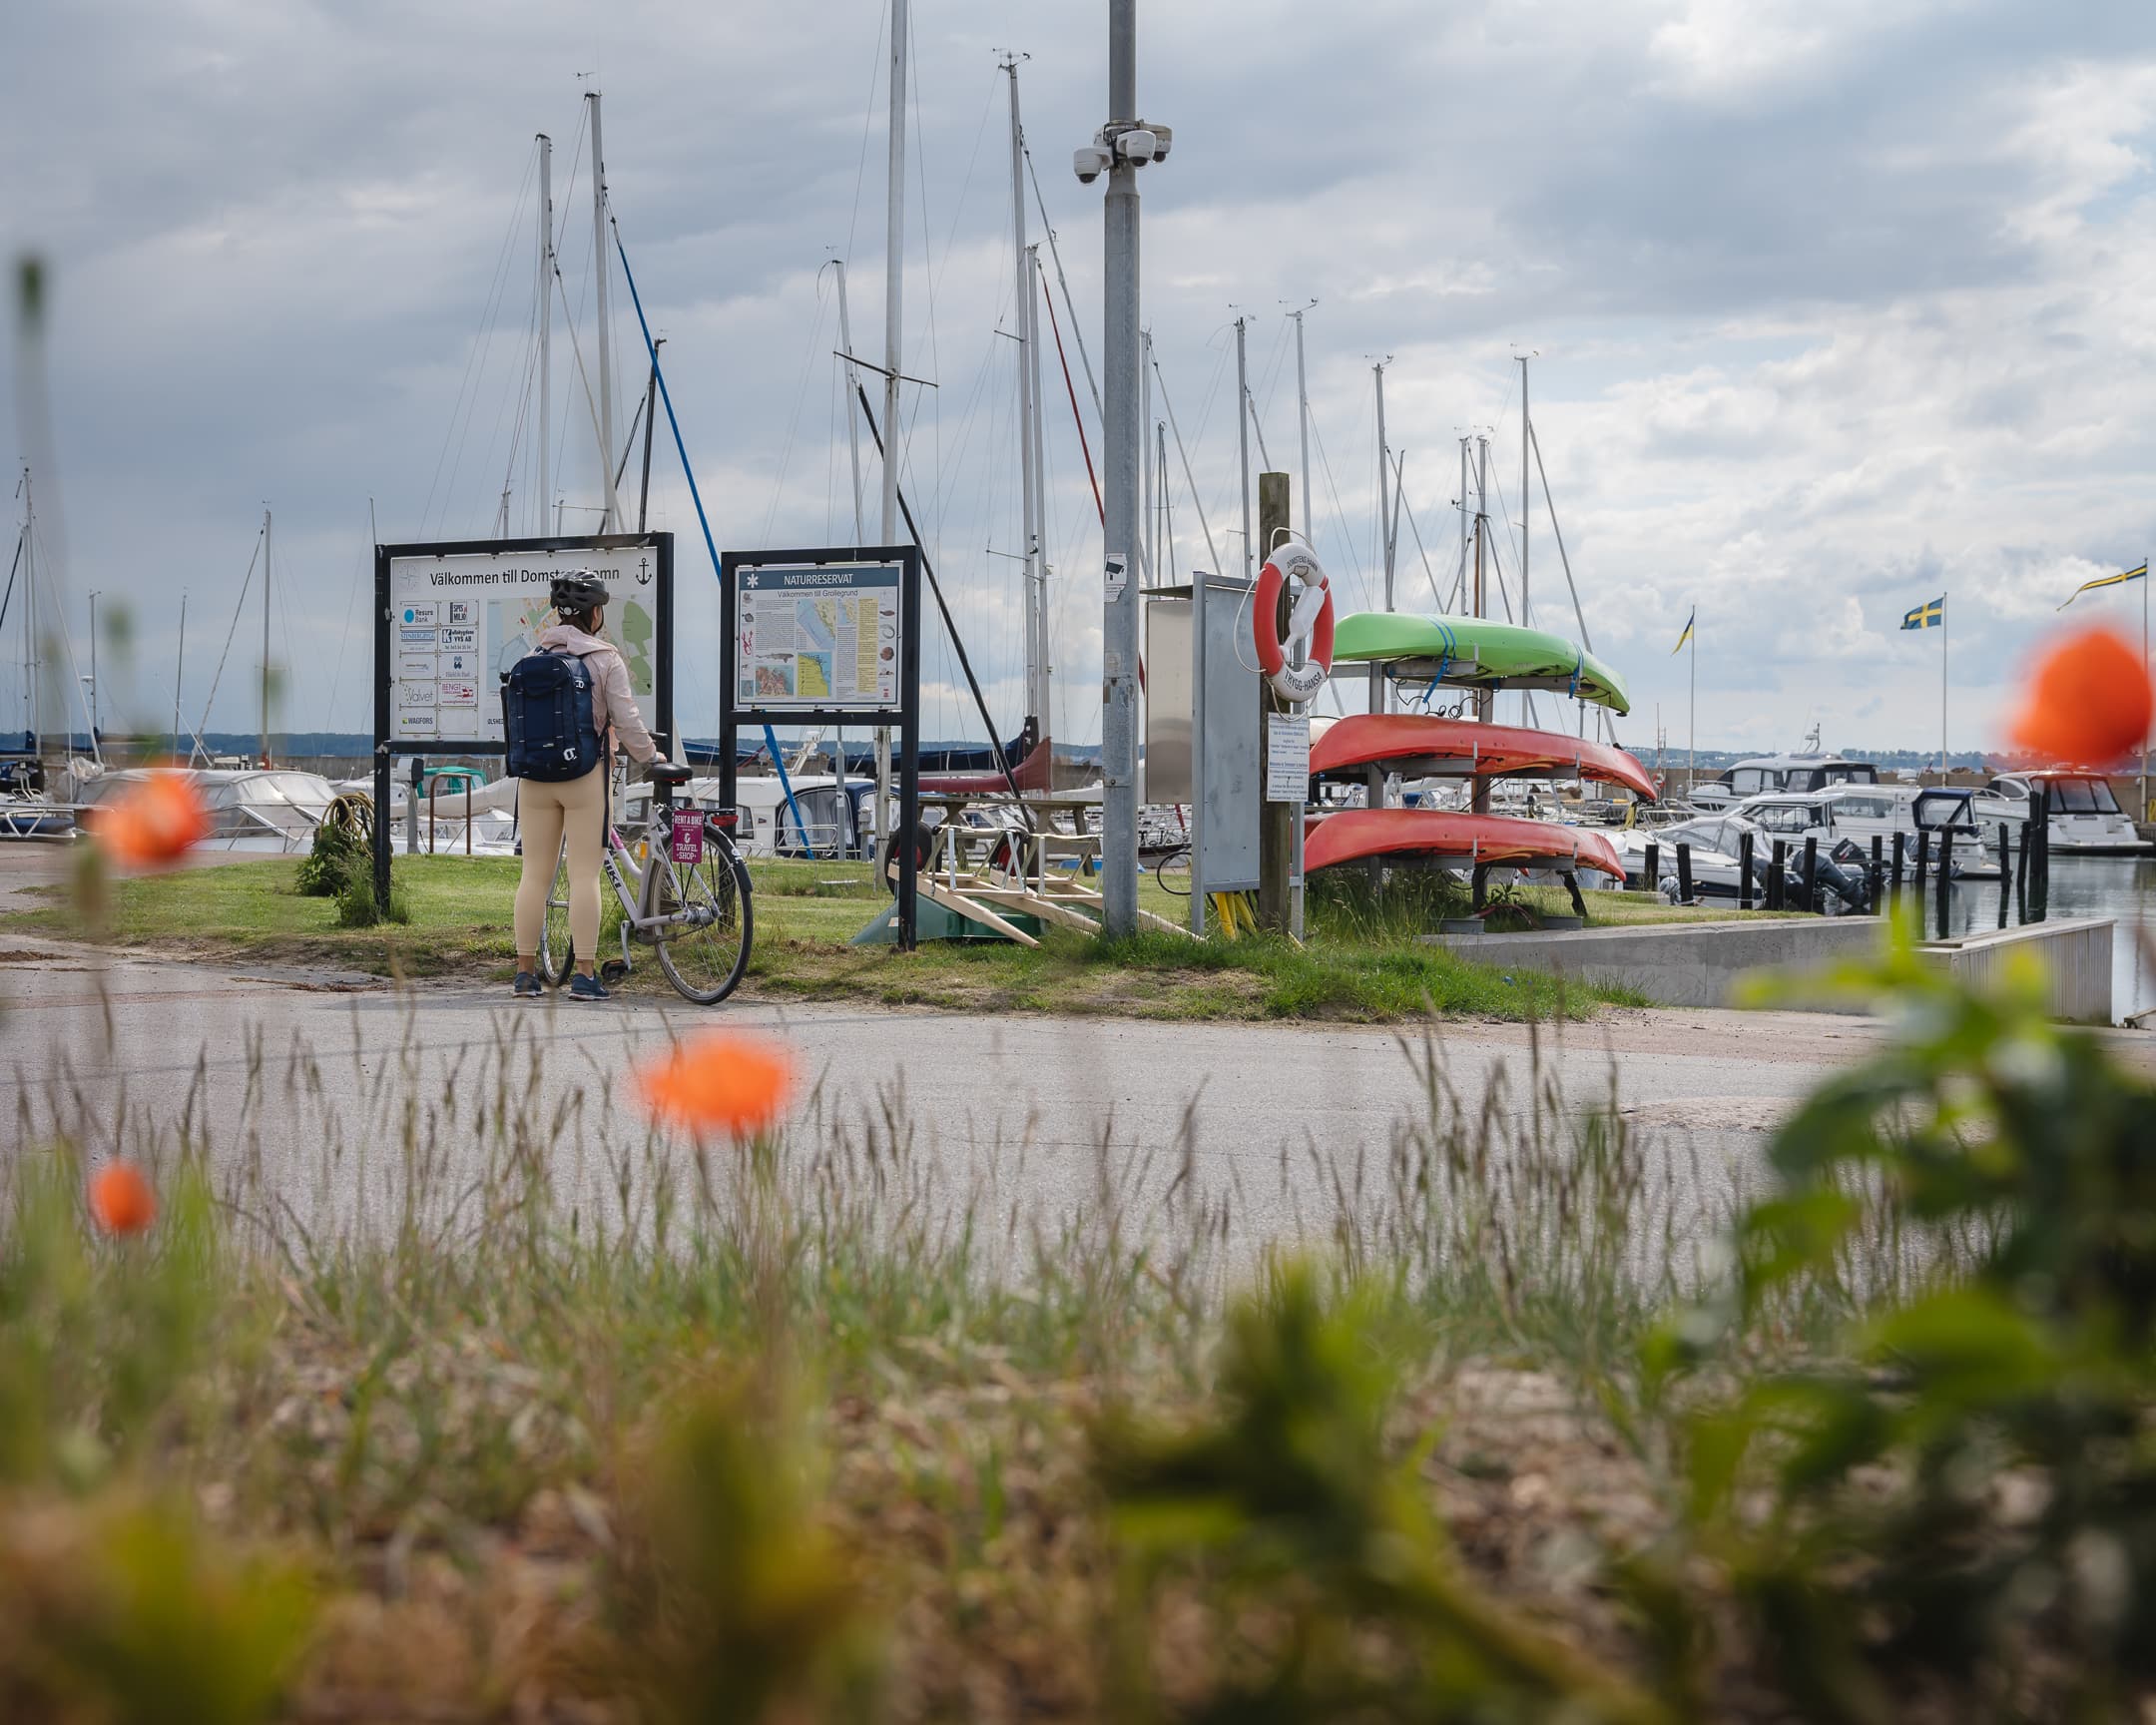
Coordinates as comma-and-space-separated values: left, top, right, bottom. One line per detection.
1970, 771, 2150, 856
1608, 810, 1873, 911
72, 767, 337, 855
1687, 751, 1884, 812
1731, 784, 1992, 861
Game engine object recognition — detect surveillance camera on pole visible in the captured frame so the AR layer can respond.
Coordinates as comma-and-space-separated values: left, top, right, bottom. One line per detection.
1073, 121, 1173, 186
1072, 1, 1168, 938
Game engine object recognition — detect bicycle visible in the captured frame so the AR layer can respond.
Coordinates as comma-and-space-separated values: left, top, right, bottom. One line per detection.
537, 761, 755, 1005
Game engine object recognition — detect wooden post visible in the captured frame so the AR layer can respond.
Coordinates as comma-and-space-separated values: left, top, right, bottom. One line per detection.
1643, 840, 1659, 896
1801, 835, 1819, 911
1675, 842, 1693, 904
1936, 828, 1954, 938
1257, 472, 1295, 932
1739, 831, 1755, 909
2015, 822, 2030, 923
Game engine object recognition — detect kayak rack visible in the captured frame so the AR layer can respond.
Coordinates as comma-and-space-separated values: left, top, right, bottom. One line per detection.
877, 819, 1189, 946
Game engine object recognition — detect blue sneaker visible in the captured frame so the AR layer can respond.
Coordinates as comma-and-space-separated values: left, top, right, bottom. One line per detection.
512, 970, 542, 998
568, 972, 611, 1002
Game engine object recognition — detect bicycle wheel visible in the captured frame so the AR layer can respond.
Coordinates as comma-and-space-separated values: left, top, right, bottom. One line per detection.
537, 841, 575, 984
653, 824, 754, 1004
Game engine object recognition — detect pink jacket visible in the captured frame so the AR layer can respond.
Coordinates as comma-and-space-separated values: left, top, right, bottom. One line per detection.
534, 623, 658, 764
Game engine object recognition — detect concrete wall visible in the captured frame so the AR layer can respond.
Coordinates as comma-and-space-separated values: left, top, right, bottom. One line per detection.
1429, 914, 2117, 1021
1917, 916, 2114, 1025
1427, 917, 1887, 1011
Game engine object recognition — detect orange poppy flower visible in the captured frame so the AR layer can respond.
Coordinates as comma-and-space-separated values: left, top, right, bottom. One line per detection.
633, 1030, 796, 1138
88, 1162, 157, 1236
88, 773, 211, 868
2011, 626, 2155, 766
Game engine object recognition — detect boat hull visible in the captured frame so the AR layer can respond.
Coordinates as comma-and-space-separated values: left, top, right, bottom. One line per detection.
1304, 809, 1626, 879
1332, 613, 1631, 715
1310, 714, 1656, 800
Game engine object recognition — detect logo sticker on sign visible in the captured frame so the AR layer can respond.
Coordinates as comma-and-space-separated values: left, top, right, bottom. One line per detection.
669, 808, 704, 865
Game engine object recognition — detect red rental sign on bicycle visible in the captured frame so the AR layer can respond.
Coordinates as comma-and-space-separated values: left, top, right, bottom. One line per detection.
669, 807, 704, 865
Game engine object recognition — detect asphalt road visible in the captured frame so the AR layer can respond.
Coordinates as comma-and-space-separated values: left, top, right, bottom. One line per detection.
5, 841, 2149, 1253
0, 939, 1940, 1246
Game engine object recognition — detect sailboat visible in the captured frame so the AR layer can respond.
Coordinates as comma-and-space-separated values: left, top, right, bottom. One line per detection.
1, 468, 71, 837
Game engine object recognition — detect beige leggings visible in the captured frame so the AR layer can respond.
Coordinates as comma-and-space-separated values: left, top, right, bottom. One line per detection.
512, 769, 608, 962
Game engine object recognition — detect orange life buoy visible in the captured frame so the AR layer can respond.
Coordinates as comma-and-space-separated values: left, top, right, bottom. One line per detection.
1253, 542, 1335, 704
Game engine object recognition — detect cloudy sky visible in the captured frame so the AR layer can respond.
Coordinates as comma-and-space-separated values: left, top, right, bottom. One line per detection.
5, 0, 2154, 758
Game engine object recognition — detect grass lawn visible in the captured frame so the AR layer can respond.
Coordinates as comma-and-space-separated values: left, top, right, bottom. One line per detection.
1, 851, 1798, 1022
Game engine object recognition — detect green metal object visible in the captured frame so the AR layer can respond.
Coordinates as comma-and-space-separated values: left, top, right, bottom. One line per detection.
850, 896, 1044, 945
1333, 613, 1631, 715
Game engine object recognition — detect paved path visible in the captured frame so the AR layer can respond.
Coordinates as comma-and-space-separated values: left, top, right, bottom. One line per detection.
14, 930, 2105, 1254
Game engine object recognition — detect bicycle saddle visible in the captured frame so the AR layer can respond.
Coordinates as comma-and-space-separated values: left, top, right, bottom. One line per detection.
648, 761, 695, 785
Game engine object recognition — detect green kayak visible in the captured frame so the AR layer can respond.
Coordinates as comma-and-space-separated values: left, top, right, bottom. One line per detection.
1332, 613, 1631, 716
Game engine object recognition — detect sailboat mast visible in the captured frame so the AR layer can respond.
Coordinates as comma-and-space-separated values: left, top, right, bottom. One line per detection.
1293, 306, 1312, 540
1456, 436, 1468, 610
1004, 54, 1042, 733
1373, 360, 1390, 611
20, 467, 35, 761
261, 507, 273, 767
588, 92, 620, 533
829, 265, 864, 540
1026, 246, 1050, 730
536, 133, 553, 537
174, 592, 187, 754
875, 0, 907, 853
1236, 316, 1252, 580
1518, 355, 1529, 630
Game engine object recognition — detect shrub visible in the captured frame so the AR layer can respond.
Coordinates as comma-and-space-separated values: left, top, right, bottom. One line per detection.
332, 867, 408, 928
294, 821, 366, 899
1646, 922, 2156, 1714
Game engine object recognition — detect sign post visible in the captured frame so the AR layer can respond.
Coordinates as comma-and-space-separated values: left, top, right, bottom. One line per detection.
371, 534, 675, 912
720, 545, 922, 948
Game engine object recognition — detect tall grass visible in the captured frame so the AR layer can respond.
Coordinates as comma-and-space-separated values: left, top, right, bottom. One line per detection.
2, 944, 2140, 1720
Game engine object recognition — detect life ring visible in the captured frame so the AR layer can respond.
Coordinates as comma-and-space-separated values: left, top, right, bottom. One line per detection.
1253, 542, 1335, 705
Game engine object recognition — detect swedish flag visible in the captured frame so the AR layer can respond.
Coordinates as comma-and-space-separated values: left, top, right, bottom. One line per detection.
2058, 562, 2147, 611
1901, 596, 1944, 631
1671, 606, 1695, 654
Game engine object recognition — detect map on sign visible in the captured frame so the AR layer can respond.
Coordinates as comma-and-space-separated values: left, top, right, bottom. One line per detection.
735, 562, 901, 713
385, 544, 664, 745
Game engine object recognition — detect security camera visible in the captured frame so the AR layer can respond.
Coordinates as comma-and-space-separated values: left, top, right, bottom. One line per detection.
1073, 143, 1110, 184
1117, 129, 1158, 165
1144, 124, 1172, 163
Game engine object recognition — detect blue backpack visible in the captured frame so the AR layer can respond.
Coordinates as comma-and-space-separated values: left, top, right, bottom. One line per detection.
503, 649, 603, 781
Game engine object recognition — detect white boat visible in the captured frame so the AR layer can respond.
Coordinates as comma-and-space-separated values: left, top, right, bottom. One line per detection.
1731, 784, 1991, 861
1688, 751, 1885, 812
1611, 807, 1876, 910
72, 767, 337, 855
1970, 771, 2150, 857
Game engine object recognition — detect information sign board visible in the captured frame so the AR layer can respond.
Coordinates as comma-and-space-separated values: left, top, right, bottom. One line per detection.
721, 545, 922, 948
381, 537, 671, 745
732, 561, 902, 714
1266, 712, 1311, 805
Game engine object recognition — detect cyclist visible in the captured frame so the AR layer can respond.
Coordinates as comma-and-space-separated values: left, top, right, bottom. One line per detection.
511, 573, 659, 1000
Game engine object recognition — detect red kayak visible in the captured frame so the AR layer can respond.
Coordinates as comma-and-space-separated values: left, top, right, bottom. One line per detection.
1309, 714, 1656, 801
1303, 809, 1627, 879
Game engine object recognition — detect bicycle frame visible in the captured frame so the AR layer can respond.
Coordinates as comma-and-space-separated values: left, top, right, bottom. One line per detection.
595, 799, 714, 956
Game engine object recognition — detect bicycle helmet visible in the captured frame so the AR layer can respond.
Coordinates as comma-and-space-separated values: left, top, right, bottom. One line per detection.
550, 571, 610, 614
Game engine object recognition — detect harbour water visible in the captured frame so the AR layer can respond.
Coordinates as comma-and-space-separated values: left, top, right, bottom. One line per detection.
1911, 853, 2156, 1024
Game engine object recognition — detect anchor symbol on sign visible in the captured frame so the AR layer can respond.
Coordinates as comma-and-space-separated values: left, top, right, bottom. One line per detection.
636, 556, 653, 587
